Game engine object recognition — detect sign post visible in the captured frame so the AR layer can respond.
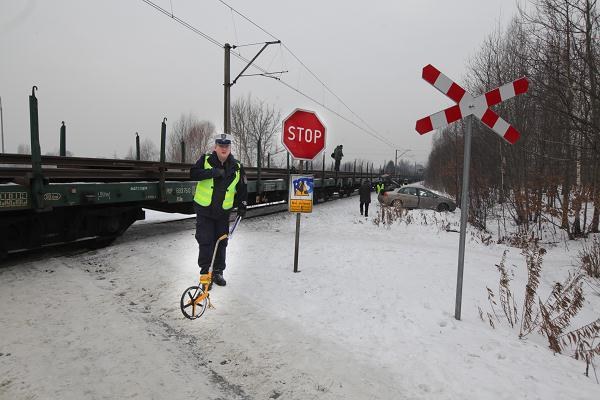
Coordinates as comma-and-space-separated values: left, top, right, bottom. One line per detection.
415, 64, 528, 320
282, 109, 326, 273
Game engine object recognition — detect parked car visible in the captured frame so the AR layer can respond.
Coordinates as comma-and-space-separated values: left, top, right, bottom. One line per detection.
378, 186, 456, 212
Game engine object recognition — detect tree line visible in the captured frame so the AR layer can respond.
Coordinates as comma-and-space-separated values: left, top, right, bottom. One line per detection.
120, 94, 283, 167
424, 0, 600, 239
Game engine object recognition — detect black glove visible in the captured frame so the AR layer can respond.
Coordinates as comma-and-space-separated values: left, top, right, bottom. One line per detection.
237, 201, 247, 217
228, 163, 241, 177
211, 168, 225, 178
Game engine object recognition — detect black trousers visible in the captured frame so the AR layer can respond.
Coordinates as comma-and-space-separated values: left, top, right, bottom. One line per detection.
195, 213, 229, 274
360, 201, 370, 216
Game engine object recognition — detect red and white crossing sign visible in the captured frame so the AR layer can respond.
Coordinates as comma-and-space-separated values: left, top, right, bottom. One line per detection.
415, 64, 528, 144
414, 64, 529, 321
282, 108, 326, 161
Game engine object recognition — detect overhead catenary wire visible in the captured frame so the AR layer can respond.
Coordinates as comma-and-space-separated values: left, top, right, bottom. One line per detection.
140, 0, 222, 47
230, 7, 240, 48
139, 0, 398, 149
215, 0, 389, 145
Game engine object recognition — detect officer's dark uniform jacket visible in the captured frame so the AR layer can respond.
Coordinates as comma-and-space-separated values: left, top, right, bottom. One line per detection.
190, 151, 248, 217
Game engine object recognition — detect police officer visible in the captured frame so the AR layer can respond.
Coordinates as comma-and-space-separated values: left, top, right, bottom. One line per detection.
375, 181, 385, 194
190, 133, 247, 289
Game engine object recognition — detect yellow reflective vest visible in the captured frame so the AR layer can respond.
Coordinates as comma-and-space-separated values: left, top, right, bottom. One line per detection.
376, 183, 384, 194
194, 154, 241, 210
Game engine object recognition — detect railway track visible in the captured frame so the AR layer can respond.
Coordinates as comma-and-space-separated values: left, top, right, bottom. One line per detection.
0, 194, 351, 262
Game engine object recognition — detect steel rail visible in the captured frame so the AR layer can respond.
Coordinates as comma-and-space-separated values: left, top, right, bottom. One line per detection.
0, 153, 361, 184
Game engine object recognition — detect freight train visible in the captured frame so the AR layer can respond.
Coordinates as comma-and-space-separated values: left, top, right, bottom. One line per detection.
0, 88, 379, 257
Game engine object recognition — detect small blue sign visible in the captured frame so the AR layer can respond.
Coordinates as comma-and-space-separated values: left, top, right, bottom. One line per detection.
292, 176, 313, 196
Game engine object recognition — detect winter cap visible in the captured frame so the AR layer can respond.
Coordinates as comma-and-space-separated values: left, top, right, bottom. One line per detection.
214, 133, 234, 145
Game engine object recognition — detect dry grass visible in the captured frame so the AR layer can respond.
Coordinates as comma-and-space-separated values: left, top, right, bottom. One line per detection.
482, 239, 599, 379
579, 236, 600, 279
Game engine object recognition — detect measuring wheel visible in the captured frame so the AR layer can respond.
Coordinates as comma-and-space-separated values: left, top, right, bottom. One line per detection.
180, 286, 208, 320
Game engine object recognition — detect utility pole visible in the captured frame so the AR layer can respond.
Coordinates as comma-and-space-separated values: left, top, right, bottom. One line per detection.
223, 40, 281, 135
395, 149, 411, 178
224, 43, 231, 134
0, 96, 4, 153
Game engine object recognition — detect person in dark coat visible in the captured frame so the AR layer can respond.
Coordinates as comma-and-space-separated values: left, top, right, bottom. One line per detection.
190, 133, 247, 289
332, 145, 344, 172
358, 180, 372, 217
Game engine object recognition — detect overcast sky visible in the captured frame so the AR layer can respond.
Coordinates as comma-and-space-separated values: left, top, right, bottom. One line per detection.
0, 0, 520, 166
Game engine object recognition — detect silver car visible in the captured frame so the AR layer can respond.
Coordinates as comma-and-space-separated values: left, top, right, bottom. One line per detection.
378, 186, 456, 212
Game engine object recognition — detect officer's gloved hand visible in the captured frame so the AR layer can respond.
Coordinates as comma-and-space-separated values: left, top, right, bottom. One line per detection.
211, 168, 225, 178
237, 201, 247, 218
224, 164, 236, 177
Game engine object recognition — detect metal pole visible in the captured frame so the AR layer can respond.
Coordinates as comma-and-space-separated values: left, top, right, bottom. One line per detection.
321, 152, 325, 201
257, 138, 262, 202
286, 152, 290, 202
60, 121, 66, 156
0, 96, 4, 153
455, 115, 473, 321
29, 86, 44, 209
226, 40, 278, 136
224, 43, 231, 134
159, 118, 167, 201
135, 133, 140, 161
181, 140, 186, 163
293, 160, 303, 273
160, 119, 167, 164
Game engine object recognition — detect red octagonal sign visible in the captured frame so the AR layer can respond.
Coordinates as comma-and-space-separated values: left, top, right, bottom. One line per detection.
282, 108, 326, 161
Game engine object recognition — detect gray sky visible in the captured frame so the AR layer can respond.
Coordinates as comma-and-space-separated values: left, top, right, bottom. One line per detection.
0, 0, 519, 166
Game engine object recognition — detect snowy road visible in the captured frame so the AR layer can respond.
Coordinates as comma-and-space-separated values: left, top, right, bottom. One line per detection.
1, 197, 599, 399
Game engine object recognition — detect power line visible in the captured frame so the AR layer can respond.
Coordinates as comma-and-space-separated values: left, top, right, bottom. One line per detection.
139, 0, 398, 148
215, 0, 393, 145
140, 0, 222, 47
216, 0, 280, 41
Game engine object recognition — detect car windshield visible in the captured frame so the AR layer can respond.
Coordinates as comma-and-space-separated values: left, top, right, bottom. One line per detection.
399, 187, 417, 196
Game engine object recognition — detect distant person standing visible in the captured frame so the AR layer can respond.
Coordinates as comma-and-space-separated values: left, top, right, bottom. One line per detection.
190, 133, 248, 290
332, 145, 344, 172
359, 180, 372, 217
375, 181, 385, 195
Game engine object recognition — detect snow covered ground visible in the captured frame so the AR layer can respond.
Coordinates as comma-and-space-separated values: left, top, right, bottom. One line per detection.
1, 197, 599, 399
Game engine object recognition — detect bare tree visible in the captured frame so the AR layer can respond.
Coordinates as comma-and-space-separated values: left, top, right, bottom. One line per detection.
124, 137, 158, 161
425, 1, 600, 239
16, 143, 30, 154
124, 146, 135, 160
167, 113, 214, 163
231, 94, 282, 167
44, 150, 74, 157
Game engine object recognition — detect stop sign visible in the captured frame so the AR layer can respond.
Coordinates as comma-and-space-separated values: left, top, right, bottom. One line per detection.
282, 108, 326, 161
